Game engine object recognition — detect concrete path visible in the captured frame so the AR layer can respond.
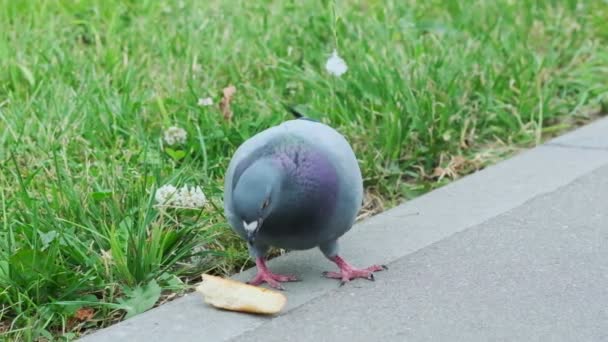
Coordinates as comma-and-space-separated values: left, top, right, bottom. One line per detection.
80, 117, 608, 342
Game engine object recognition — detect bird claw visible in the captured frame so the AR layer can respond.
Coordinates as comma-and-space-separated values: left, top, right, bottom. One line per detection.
323, 261, 385, 285
248, 270, 298, 290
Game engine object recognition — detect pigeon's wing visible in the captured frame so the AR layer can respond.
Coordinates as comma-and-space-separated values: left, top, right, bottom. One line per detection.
284, 105, 320, 123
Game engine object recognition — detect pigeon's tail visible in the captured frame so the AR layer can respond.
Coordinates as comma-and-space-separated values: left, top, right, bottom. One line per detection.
285, 105, 304, 118
284, 104, 319, 122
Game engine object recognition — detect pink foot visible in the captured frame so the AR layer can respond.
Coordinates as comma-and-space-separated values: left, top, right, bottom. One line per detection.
247, 257, 298, 290
323, 255, 387, 285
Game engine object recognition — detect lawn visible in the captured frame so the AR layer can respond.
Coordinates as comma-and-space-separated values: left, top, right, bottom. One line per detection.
1, 0, 607, 340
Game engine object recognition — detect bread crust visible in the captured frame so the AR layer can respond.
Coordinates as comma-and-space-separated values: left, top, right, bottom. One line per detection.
196, 274, 287, 315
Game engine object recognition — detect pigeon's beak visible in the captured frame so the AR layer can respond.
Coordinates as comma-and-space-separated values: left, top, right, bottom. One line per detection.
243, 219, 263, 245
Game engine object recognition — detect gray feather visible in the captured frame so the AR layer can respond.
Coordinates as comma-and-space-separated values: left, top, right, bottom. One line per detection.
224, 119, 363, 258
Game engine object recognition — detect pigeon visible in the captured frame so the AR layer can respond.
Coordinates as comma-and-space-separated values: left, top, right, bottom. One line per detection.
223, 111, 385, 289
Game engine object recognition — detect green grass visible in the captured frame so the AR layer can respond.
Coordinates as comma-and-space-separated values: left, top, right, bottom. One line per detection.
1, 0, 607, 340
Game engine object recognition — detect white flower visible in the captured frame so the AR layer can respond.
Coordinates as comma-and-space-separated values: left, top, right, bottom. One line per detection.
197, 97, 213, 106
155, 184, 178, 206
176, 185, 207, 208
154, 184, 207, 209
163, 126, 187, 146
325, 49, 348, 77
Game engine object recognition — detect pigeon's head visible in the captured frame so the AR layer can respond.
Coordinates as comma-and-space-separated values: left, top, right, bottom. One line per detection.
232, 159, 283, 244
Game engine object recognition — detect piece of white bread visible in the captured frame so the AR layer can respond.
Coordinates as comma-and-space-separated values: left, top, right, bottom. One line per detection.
195, 274, 287, 315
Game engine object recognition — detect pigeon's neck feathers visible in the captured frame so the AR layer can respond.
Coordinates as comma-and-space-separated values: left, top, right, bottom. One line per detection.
263, 146, 340, 234
232, 137, 339, 229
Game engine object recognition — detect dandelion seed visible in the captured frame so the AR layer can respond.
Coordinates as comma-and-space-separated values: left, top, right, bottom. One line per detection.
197, 97, 213, 106
155, 184, 178, 206
176, 185, 207, 208
163, 126, 187, 146
325, 49, 348, 77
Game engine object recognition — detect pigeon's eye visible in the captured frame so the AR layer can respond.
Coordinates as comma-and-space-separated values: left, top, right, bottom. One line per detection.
261, 199, 270, 209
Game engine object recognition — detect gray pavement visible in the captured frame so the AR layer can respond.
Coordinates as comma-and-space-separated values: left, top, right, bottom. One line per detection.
80, 117, 608, 342
236, 165, 608, 342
